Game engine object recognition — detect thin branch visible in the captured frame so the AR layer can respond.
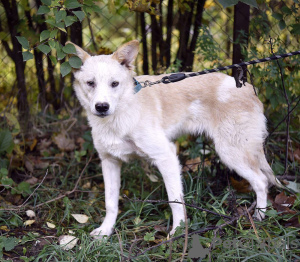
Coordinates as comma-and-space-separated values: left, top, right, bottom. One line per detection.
128, 201, 257, 260
267, 96, 300, 139
21, 170, 49, 207
34, 154, 93, 208
123, 195, 232, 219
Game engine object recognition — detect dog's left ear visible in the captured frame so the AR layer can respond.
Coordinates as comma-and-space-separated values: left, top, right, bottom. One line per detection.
112, 40, 139, 70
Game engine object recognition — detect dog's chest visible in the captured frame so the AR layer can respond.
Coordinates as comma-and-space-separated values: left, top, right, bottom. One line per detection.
94, 133, 146, 161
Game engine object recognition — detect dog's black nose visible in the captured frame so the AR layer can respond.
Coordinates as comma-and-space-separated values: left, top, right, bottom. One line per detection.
95, 102, 110, 113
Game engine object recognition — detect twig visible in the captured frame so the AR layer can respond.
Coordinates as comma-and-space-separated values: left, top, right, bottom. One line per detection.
21, 170, 49, 207
34, 154, 93, 208
123, 195, 232, 219
129, 201, 257, 260
267, 96, 300, 139
127, 235, 143, 261
1, 170, 49, 211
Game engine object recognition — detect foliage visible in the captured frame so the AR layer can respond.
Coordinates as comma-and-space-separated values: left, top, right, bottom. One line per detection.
17, 0, 102, 76
0, 0, 299, 261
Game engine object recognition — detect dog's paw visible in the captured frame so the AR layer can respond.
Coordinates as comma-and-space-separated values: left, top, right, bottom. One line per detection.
90, 226, 114, 239
253, 209, 265, 221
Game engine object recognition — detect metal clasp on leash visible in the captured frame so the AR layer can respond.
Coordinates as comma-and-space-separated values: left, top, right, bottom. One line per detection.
162, 73, 186, 84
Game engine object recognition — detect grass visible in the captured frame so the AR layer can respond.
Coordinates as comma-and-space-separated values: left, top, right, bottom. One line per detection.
0, 116, 299, 261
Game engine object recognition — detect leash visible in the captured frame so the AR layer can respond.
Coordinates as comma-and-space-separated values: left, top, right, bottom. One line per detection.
134, 50, 300, 91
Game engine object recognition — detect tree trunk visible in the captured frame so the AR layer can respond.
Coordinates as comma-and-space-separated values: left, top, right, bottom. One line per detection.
34, 0, 47, 111
140, 13, 149, 74
232, 2, 250, 79
165, 0, 174, 68
185, 0, 206, 70
1, 0, 30, 133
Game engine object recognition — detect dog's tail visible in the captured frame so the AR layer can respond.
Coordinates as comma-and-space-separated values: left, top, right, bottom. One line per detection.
260, 156, 283, 189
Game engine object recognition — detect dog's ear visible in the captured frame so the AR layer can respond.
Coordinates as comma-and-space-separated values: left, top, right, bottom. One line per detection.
65, 41, 90, 64
112, 40, 139, 70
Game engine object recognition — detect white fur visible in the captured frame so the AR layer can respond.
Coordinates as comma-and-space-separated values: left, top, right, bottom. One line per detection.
69, 40, 276, 239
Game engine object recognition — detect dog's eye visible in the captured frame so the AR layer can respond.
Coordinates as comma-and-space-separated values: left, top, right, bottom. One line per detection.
87, 81, 95, 87
111, 81, 119, 88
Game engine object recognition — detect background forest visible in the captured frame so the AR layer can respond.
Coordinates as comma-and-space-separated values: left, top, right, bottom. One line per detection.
0, 0, 299, 261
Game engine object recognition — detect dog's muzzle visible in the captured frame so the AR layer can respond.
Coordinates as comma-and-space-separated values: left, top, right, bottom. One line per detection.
94, 102, 110, 117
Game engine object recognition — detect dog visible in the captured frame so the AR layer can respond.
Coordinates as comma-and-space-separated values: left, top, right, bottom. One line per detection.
67, 40, 279, 239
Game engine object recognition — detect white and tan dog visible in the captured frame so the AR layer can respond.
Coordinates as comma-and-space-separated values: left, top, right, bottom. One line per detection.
68, 40, 278, 239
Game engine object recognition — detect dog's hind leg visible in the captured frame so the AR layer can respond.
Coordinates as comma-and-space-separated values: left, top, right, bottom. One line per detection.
216, 145, 269, 220
90, 158, 122, 239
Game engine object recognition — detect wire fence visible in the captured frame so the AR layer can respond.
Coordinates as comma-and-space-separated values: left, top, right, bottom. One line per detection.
0, 1, 299, 112
0, 1, 299, 176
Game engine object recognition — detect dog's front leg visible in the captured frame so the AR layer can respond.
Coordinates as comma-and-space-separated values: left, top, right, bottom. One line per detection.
154, 151, 185, 235
90, 157, 121, 239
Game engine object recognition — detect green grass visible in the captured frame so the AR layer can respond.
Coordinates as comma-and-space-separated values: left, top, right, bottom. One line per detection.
0, 117, 299, 262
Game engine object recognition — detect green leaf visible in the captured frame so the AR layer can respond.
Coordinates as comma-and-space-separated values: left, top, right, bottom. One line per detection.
3, 237, 19, 251
16, 36, 30, 49
55, 21, 66, 32
64, 16, 77, 27
69, 56, 82, 68
291, 24, 300, 35
217, 0, 239, 8
9, 215, 23, 227
60, 61, 72, 77
37, 5, 51, 15
62, 43, 76, 54
50, 29, 59, 38
17, 181, 31, 197
279, 20, 286, 30
48, 39, 56, 49
0, 168, 8, 176
55, 9, 67, 23
240, 0, 258, 8
1, 177, 14, 188
272, 12, 283, 20
41, 0, 51, 5
22, 51, 34, 61
57, 48, 66, 60
40, 30, 50, 42
281, 6, 292, 15
72, 11, 85, 22
144, 232, 155, 241
37, 44, 51, 54
0, 130, 14, 154
65, 0, 82, 9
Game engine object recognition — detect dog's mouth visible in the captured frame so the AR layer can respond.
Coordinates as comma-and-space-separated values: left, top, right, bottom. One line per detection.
95, 112, 108, 118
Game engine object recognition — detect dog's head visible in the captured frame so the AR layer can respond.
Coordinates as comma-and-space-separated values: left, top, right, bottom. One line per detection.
68, 40, 139, 118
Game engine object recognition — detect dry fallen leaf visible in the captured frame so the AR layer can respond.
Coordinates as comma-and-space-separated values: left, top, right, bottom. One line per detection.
58, 235, 79, 250
53, 133, 76, 152
46, 222, 56, 229
26, 210, 36, 218
0, 226, 9, 232
25, 159, 34, 173
183, 157, 201, 172
146, 173, 159, 182
25, 176, 39, 185
24, 220, 35, 226
230, 177, 252, 193
71, 214, 89, 224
